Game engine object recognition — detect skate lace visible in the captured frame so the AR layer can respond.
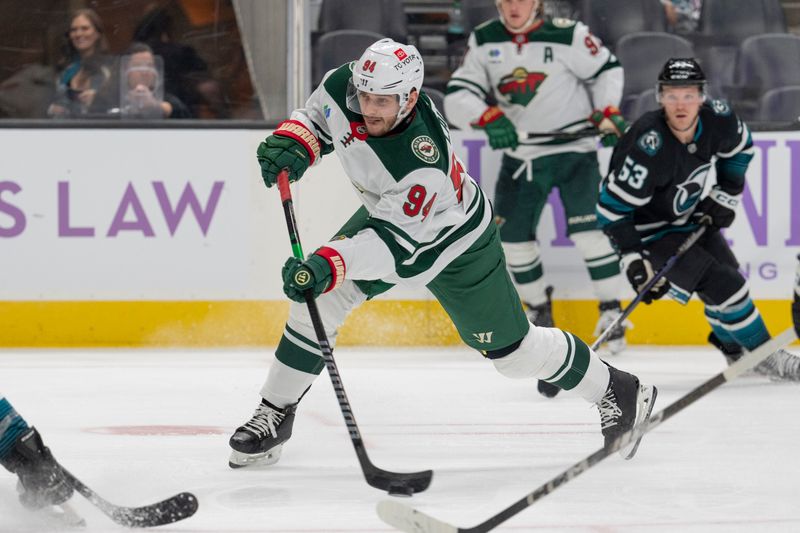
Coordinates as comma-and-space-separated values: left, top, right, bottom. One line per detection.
597, 391, 622, 430
243, 404, 285, 439
763, 349, 800, 379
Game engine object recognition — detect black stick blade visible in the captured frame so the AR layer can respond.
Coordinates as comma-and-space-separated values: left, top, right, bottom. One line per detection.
368, 468, 433, 495
110, 492, 198, 528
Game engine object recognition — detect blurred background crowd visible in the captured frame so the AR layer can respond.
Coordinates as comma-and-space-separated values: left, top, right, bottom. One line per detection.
0, 0, 798, 125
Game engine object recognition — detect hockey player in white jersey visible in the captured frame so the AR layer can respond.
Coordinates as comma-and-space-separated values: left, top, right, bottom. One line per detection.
445, 0, 630, 398
228, 39, 656, 468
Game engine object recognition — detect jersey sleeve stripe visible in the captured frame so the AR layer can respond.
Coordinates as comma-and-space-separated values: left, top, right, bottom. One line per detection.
597, 204, 627, 224
606, 174, 652, 206
445, 84, 485, 101
363, 222, 415, 265
599, 187, 636, 213
716, 121, 751, 158
447, 77, 488, 97
586, 56, 622, 81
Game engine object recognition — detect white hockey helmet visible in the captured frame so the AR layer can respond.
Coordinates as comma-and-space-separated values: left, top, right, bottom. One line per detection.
346, 39, 424, 128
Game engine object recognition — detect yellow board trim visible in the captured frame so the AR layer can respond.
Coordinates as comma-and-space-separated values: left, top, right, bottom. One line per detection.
0, 300, 797, 348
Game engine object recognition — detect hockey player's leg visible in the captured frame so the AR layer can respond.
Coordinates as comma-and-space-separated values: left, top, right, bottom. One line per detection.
1, 398, 74, 513
501, 241, 552, 323
489, 326, 657, 459
700, 259, 800, 381
572, 230, 631, 355
229, 281, 367, 467
501, 240, 558, 397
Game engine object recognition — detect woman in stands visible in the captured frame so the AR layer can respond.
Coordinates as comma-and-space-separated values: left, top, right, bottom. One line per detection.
47, 8, 114, 117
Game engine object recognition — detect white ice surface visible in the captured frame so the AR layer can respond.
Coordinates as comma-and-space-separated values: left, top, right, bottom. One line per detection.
1, 344, 799, 532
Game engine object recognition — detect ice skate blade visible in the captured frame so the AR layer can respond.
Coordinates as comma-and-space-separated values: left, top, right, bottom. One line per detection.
228, 444, 283, 468
621, 384, 657, 460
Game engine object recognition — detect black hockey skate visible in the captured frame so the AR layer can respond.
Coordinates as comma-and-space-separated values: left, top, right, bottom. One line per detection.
525, 287, 562, 398
0, 427, 74, 510
594, 300, 630, 355
596, 366, 657, 460
229, 400, 297, 468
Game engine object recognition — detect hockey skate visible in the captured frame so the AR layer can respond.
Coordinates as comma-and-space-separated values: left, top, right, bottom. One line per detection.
754, 348, 800, 381
593, 300, 631, 355
229, 400, 297, 468
709, 333, 800, 381
525, 287, 561, 398
0, 427, 74, 511
596, 366, 657, 460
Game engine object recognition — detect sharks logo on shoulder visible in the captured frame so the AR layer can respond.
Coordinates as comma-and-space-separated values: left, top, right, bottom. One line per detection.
673, 163, 711, 216
637, 129, 662, 156
711, 99, 731, 116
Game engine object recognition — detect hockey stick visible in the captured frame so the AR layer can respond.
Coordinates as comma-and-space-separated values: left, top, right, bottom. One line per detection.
518, 127, 603, 141
377, 328, 798, 533
593, 224, 708, 349
60, 466, 198, 527
277, 170, 434, 495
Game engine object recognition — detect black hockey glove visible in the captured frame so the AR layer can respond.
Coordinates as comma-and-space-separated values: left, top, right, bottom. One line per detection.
0, 427, 73, 510
693, 187, 740, 228
620, 252, 669, 304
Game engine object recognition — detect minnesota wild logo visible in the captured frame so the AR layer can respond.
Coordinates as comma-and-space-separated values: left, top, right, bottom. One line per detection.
411, 135, 440, 164
497, 68, 547, 106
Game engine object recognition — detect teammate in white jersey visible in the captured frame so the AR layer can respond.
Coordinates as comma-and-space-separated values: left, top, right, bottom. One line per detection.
227, 39, 656, 468
0, 395, 73, 511
445, 0, 630, 397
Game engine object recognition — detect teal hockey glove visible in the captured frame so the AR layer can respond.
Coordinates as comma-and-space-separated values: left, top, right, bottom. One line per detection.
472, 106, 519, 150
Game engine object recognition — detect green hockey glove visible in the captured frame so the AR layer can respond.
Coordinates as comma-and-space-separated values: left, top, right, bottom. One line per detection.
257, 120, 321, 188
589, 106, 628, 147
281, 247, 347, 302
472, 106, 519, 150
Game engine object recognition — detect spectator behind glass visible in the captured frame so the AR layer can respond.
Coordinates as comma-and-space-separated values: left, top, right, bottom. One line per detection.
660, 0, 702, 34
133, 6, 227, 118
48, 8, 115, 117
117, 43, 191, 119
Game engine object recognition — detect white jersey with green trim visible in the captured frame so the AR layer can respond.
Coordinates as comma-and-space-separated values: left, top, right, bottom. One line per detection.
445, 18, 623, 159
288, 62, 492, 288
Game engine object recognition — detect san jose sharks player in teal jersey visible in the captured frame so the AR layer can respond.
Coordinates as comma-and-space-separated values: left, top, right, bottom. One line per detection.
598, 58, 800, 380
794, 256, 800, 337
227, 38, 657, 469
0, 395, 73, 511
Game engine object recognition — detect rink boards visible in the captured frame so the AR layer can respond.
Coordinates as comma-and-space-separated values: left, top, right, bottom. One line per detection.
1, 127, 798, 347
